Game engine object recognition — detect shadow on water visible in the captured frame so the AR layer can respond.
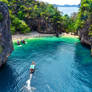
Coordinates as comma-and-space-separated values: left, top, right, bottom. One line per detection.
72, 42, 92, 91
0, 64, 18, 92
75, 42, 92, 65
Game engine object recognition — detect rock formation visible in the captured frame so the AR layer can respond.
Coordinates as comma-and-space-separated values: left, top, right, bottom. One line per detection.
78, 23, 92, 56
0, 2, 13, 67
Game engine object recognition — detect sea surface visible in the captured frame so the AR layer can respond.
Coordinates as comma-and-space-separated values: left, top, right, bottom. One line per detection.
0, 37, 92, 92
57, 7, 79, 16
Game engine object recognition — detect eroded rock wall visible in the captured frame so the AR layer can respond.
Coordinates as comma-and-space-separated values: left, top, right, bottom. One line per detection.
0, 2, 13, 67
78, 23, 92, 56
78, 23, 91, 46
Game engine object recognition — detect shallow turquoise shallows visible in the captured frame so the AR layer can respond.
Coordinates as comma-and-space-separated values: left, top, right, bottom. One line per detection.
0, 37, 92, 92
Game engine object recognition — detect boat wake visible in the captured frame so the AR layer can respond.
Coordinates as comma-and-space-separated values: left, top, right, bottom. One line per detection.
18, 45, 22, 47
21, 74, 36, 92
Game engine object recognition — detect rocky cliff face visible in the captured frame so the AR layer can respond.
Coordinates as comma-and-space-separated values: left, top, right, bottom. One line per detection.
78, 23, 92, 56
0, 2, 13, 67
78, 23, 90, 45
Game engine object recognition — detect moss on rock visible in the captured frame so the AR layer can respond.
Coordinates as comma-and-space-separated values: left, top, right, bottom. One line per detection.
0, 12, 3, 21
0, 45, 3, 54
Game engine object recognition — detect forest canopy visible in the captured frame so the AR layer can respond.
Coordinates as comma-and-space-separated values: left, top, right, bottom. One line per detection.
0, 0, 66, 34
1, 0, 91, 36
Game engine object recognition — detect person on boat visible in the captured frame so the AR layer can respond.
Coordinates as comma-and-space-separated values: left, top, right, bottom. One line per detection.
21, 39, 25, 44
30, 61, 36, 73
17, 40, 20, 45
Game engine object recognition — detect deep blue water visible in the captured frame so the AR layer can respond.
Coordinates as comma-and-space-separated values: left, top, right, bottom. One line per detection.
0, 37, 92, 92
57, 7, 79, 16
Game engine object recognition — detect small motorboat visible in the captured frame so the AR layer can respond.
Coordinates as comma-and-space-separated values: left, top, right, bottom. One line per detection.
30, 68, 35, 73
17, 40, 20, 45
21, 40, 25, 44
30, 62, 36, 73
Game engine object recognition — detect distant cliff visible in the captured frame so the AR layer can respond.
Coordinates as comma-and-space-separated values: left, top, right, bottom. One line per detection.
0, 2, 13, 67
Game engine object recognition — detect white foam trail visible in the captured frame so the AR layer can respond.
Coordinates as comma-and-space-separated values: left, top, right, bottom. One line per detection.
18, 45, 22, 47
30, 74, 33, 80
21, 74, 36, 92
26, 74, 32, 91
26, 80, 31, 90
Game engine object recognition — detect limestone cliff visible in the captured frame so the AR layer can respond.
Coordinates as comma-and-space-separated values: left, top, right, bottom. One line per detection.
0, 2, 13, 67
78, 23, 92, 56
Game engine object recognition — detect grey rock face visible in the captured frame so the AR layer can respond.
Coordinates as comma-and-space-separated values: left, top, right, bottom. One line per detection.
78, 23, 91, 45
0, 2, 13, 67
78, 23, 92, 56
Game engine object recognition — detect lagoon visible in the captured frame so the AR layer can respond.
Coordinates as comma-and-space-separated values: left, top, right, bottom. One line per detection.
0, 37, 92, 92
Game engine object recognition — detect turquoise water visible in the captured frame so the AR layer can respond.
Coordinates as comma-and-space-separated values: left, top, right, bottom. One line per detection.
0, 37, 92, 92
57, 7, 79, 16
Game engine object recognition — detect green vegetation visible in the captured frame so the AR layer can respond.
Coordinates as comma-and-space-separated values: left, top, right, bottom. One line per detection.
62, 0, 92, 35
10, 14, 30, 34
0, 12, 3, 21
1, 0, 91, 35
0, 0, 8, 4
0, 45, 3, 54
74, 0, 92, 35
62, 14, 77, 33
0, 0, 65, 35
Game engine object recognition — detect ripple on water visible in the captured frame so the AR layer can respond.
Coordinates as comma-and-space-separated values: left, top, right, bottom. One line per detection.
0, 37, 92, 92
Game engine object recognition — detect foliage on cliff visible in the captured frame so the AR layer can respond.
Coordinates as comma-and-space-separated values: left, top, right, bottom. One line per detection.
0, 12, 3, 21
62, 13, 77, 33
0, 0, 65, 34
75, 0, 92, 36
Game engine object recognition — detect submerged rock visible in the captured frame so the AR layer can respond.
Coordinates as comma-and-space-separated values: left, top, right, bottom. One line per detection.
0, 2, 13, 67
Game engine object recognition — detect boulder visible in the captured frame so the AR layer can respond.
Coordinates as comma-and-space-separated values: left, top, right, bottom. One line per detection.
0, 2, 13, 67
